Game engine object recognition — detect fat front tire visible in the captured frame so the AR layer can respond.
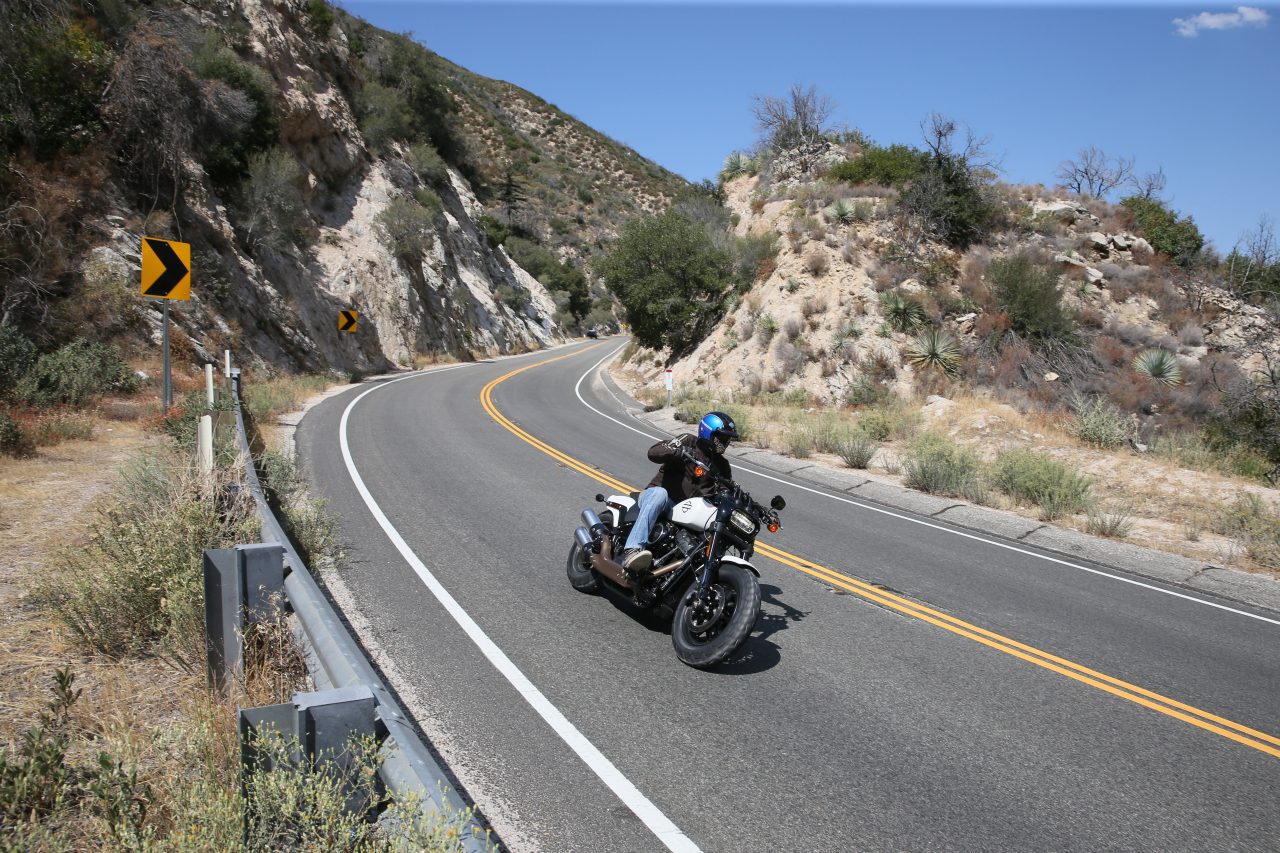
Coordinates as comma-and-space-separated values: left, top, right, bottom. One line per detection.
566, 542, 600, 593
671, 564, 760, 668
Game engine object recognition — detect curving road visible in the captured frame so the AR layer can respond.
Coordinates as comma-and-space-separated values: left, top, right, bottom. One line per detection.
297, 339, 1280, 852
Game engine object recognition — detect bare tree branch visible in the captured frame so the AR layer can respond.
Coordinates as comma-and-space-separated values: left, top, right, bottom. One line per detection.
1128, 166, 1167, 201
751, 84, 835, 152
1056, 146, 1134, 199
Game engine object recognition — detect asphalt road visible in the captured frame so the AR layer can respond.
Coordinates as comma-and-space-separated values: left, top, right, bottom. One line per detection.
297, 338, 1280, 852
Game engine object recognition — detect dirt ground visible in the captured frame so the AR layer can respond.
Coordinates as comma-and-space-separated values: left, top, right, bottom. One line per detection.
0, 418, 187, 752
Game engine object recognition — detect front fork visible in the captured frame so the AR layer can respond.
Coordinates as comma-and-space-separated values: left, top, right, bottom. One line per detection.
687, 505, 732, 605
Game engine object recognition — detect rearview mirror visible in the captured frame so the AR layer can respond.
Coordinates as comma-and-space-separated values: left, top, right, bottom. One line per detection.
771, 496, 786, 510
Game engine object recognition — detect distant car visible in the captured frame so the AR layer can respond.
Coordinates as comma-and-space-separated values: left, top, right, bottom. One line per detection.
586, 329, 599, 339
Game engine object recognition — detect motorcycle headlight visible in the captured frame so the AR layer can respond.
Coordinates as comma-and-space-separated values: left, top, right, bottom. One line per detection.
729, 510, 756, 536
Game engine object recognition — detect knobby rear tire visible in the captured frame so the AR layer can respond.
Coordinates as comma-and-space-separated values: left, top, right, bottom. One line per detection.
566, 541, 600, 593
671, 564, 760, 668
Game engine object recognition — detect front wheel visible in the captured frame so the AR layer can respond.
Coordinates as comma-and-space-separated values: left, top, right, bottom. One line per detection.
566, 541, 600, 593
671, 564, 760, 668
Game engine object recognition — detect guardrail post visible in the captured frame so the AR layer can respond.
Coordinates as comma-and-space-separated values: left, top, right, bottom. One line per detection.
205, 363, 215, 408
197, 414, 213, 477
203, 544, 286, 692
239, 685, 381, 817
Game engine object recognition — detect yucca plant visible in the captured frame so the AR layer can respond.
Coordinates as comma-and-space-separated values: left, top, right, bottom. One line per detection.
720, 152, 753, 182
1132, 348, 1183, 387
829, 200, 856, 225
880, 290, 927, 333
907, 328, 961, 376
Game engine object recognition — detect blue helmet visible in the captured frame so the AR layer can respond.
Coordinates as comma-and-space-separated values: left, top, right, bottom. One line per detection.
698, 411, 740, 444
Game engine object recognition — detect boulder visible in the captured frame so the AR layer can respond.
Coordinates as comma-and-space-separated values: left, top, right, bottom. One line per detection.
1054, 252, 1088, 269
1084, 266, 1106, 284
1087, 232, 1110, 252
1110, 232, 1133, 250
1131, 236, 1155, 255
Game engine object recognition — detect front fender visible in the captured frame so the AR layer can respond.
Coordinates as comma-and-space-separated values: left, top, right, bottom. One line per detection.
718, 554, 760, 578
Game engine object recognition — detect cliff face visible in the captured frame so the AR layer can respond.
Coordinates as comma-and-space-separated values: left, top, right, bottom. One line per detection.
4, 0, 682, 376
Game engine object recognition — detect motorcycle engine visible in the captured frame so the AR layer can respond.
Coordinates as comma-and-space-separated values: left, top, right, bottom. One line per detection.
674, 527, 699, 555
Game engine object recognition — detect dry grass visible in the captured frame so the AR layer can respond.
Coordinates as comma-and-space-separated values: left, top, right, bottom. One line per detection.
1, 409, 484, 850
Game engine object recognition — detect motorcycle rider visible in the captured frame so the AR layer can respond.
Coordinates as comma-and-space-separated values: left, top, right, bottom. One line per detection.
620, 411, 739, 573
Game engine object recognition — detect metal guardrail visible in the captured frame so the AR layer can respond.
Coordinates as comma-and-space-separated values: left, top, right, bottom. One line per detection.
229, 370, 491, 851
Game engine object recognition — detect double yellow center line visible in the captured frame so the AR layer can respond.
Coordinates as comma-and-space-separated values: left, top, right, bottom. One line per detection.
479, 351, 1280, 761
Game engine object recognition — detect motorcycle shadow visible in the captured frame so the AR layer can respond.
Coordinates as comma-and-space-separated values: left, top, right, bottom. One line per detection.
597, 582, 807, 674
716, 583, 808, 675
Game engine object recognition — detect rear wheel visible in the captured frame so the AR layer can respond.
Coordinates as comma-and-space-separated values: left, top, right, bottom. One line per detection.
566, 541, 600, 593
671, 564, 760, 668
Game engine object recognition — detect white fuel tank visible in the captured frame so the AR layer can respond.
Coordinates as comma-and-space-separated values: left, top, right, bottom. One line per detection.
671, 497, 716, 532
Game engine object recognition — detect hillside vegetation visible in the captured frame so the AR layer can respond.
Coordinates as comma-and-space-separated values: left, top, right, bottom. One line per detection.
606, 95, 1280, 573
0, 0, 685, 392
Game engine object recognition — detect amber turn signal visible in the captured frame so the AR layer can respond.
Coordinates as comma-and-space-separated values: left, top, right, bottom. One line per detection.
767, 522, 779, 533
693, 465, 706, 478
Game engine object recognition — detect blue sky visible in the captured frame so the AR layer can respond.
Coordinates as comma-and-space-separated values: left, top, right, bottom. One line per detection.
336, 1, 1278, 252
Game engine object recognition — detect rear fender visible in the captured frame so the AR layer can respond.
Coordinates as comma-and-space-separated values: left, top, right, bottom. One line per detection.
601, 494, 636, 528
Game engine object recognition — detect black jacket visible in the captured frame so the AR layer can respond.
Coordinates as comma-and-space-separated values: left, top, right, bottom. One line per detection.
645, 434, 732, 502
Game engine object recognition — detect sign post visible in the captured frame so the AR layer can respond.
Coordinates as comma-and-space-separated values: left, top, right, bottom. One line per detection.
665, 369, 673, 409
140, 236, 191, 411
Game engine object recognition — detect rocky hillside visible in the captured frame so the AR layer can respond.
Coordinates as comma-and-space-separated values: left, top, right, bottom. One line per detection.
1, 0, 686, 377
638, 140, 1279, 447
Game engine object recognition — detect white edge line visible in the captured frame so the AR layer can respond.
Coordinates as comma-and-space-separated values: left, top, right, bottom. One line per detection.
338, 360, 703, 853
575, 346, 1280, 629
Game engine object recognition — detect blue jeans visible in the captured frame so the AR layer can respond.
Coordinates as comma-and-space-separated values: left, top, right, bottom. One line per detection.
624, 486, 673, 551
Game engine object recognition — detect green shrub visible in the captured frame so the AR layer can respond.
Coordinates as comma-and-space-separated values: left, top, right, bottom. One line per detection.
192, 36, 280, 188
897, 154, 1003, 249
1086, 505, 1134, 539
1121, 196, 1205, 267
18, 340, 137, 407
988, 255, 1075, 342
594, 210, 734, 354
826, 144, 926, 188
305, 0, 334, 34
732, 231, 779, 289
476, 214, 510, 248
902, 432, 986, 500
241, 149, 307, 250
0, 325, 38, 399
1214, 493, 1280, 570
837, 432, 878, 468
1, 18, 112, 159
1069, 393, 1137, 450
786, 430, 814, 458
41, 450, 259, 658
857, 398, 919, 441
991, 449, 1092, 520
505, 237, 590, 318
1204, 375, 1280, 481
845, 375, 890, 408
407, 141, 448, 186
0, 412, 30, 456
355, 81, 418, 154
26, 410, 93, 446
375, 197, 438, 264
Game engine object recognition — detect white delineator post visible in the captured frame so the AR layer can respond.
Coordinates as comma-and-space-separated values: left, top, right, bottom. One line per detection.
205, 363, 215, 408
197, 414, 214, 477
665, 369, 673, 409
224, 350, 232, 379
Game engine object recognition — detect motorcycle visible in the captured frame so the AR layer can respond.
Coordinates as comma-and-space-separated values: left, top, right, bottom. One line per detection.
567, 448, 786, 668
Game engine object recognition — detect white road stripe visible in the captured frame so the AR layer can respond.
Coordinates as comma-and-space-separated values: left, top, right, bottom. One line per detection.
575, 345, 1280, 628
339, 361, 703, 853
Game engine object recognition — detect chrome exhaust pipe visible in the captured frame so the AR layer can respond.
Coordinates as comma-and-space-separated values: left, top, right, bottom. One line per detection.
581, 508, 606, 534
573, 526, 594, 552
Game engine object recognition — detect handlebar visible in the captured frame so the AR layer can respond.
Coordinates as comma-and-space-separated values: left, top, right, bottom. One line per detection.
677, 446, 781, 529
